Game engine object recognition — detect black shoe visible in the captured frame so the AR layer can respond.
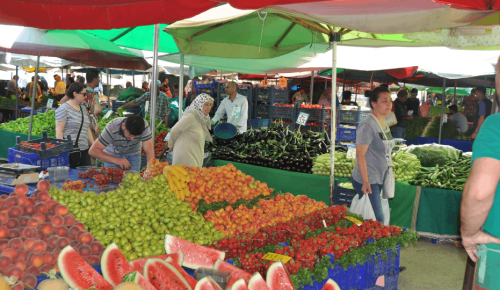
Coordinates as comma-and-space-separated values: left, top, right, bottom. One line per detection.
399, 266, 407, 273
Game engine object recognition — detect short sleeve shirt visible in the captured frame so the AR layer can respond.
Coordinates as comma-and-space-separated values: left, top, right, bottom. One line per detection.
98, 117, 152, 156
6, 80, 16, 93
55, 104, 90, 150
134, 91, 172, 121
450, 113, 469, 133
352, 115, 395, 185
472, 113, 500, 239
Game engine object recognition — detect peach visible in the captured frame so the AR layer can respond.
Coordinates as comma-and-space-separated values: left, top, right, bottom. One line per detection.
21, 274, 37, 289
41, 223, 53, 234
0, 199, 4, 208
4, 197, 18, 207
36, 230, 44, 240
19, 216, 29, 227
16, 251, 27, 261
47, 236, 59, 249
36, 180, 50, 192
39, 264, 52, 273
7, 266, 24, 279
17, 195, 28, 207
0, 256, 12, 269
0, 240, 7, 250
26, 198, 35, 205
0, 228, 10, 240
7, 229, 19, 239
25, 266, 40, 276
79, 233, 94, 245
78, 245, 91, 257
36, 191, 51, 203
28, 253, 43, 267
14, 184, 29, 196
47, 199, 57, 209
52, 264, 59, 272
7, 207, 22, 219
90, 241, 103, 255
8, 238, 23, 250
23, 239, 36, 251
20, 227, 36, 239
2, 248, 17, 260
0, 214, 7, 225
23, 204, 35, 215
42, 252, 56, 265
27, 218, 40, 229
74, 222, 85, 231
51, 215, 64, 226
88, 255, 100, 265
34, 203, 48, 214
13, 259, 26, 270
68, 226, 80, 238
6, 219, 19, 229
0, 208, 7, 214
32, 240, 47, 253
56, 237, 70, 250
55, 205, 68, 216
64, 215, 75, 227
45, 211, 55, 221
54, 226, 67, 237
32, 213, 46, 224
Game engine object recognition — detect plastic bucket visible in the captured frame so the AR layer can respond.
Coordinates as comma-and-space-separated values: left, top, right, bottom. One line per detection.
214, 122, 238, 140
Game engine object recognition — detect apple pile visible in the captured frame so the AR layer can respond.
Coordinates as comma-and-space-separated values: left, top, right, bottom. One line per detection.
204, 193, 326, 236
184, 164, 273, 205
0, 181, 104, 287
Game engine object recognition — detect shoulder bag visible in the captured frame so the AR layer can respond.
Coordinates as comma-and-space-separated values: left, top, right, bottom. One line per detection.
69, 106, 85, 168
370, 114, 395, 199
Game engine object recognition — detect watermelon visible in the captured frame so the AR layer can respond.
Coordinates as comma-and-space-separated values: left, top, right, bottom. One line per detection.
247, 273, 270, 290
321, 279, 340, 290
195, 277, 223, 290
165, 256, 198, 289
214, 259, 252, 290
123, 271, 157, 290
129, 253, 184, 273
143, 258, 192, 290
101, 243, 135, 286
231, 279, 249, 290
165, 234, 225, 269
266, 261, 295, 290
58, 245, 113, 290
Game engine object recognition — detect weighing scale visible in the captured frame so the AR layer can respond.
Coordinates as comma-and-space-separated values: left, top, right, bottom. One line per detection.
0, 164, 40, 185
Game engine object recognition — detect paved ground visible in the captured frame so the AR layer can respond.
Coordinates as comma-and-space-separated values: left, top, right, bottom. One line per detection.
398, 240, 469, 290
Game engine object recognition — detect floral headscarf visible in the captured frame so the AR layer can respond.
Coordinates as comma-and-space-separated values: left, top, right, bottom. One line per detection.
183, 93, 214, 141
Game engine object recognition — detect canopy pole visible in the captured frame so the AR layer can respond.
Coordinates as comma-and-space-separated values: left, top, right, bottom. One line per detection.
132, 70, 135, 87
310, 71, 315, 103
14, 66, 18, 120
454, 81, 457, 105
106, 69, 110, 109
342, 69, 346, 96
179, 54, 184, 121
438, 78, 446, 144
330, 30, 338, 207
151, 24, 160, 147
28, 56, 40, 141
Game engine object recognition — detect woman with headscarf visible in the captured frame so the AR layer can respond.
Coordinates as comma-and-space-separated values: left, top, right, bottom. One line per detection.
167, 94, 213, 168
54, 75, 67, 101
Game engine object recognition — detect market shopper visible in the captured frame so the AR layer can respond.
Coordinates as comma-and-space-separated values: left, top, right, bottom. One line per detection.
118, 80, 171, 126
142, 81, 150, 92
89, 115, 154, 172
5, 76, 21, 99
55, 82, 92, 168
472, 86, 493, 140
168, 94, 214, 168
405, 88, 420, 117
54, 75, 67, 101
161, 78, 172, 98
392, 90, 413, 138
212, 81, 248, 134
25, 76, 42, 102
318, 90, 332, 107
448, 105, 468, 134
351, 86, 394, 223
293, 89, 308, 104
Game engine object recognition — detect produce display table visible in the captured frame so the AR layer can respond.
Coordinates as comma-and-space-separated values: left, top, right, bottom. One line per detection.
406, 137, 472, 152
0, 129, 41, 159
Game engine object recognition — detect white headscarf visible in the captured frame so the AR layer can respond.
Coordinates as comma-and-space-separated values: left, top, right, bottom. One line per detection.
183, 93, 214, 141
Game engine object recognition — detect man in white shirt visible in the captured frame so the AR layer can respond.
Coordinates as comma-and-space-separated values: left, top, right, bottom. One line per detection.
448, 105, 469, 134
212, 81, 248, 133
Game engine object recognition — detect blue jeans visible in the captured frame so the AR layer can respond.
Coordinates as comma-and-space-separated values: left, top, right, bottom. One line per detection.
352, 179, 384, 223
391, 126, 406, 139
103, 153, 141, 173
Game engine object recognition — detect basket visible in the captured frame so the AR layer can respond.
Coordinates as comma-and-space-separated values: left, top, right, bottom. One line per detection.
325, 255, 367, 290
214, 123, 238, 140
16, 131, 72, 159
365, 246, 401, 288
112, 100, 142, 115
270, 105, 295, 120
337, 126, 357, 141
333, 179, 358, 207
339, 108, 371, 124
8, 148, 69, 171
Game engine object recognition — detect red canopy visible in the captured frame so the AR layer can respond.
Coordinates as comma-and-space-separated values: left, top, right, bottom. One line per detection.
433, 0, 499, 9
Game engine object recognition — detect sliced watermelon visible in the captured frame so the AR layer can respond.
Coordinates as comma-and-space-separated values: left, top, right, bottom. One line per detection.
143, 258, 192, 290
165, 234, 225, 269
101, 243, 135, 286
195, 277, 223, 290
58, 245, 113, 290
247, 273, 270, 290
129, 253, 184, 273
165, 256, 198, 289
123, 271, 157, 290
231, 279, 249, 290
321, 279, 340, 290
214, 259, 252, 290
266, 261, 295, 290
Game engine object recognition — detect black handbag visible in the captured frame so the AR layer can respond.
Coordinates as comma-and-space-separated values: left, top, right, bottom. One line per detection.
69, 106, 85, 168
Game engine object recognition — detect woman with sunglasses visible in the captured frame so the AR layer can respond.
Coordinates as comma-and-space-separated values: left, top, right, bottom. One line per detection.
55, 82, 93, 168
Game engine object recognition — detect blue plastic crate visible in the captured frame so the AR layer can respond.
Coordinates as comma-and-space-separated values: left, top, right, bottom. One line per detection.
217, 82, 254, 105
253, 104, 270, 119
249, 119, 270, 128
297, 106, 331, 122
337, 126, 357, 141
300, 278, 323, 290
339, 108, 371, 124
8, 148, 69, 171
365, 246, 401, 288
333, 179, 358, 207
16, 130, 72, 159
255, 85, 289, 103
324, 254, 366, 290
270, 105, 295, 120
365, 274, 399, 290
195, 79, 218, 90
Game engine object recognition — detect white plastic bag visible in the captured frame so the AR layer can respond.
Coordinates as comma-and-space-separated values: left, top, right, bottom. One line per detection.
382, 167, 395, 199
349, 194, 376, 221
385, 111, 398, 127
381, 198, 391, 226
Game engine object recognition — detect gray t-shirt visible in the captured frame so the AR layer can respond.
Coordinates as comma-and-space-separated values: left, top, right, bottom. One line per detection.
352, 115, 395, 185
6, 80, 16, 93
98, 117, 152, 156
55, 103, 90, 150
451, 112, 468, 133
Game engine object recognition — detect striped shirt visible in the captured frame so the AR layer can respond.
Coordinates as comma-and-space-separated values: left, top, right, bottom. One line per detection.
55, 103, 90, 150
98, 117, 152, 156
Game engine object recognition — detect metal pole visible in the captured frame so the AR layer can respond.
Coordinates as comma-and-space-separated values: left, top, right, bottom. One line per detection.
106, 69, 110, 109
355, 83, 358, 102
454, 81, 457, 105
132, 70, 135, 87
330, 30, 338, 206
150, 24, 160, 147
28, 56, 40, 141
179, 54, 184, 121
14, 66, 18, 120
310, 71, 315, 103
438, 78, 446, 144
342, 69, 346, 96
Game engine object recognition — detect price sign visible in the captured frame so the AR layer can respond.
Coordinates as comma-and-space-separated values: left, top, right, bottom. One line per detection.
46, 99, 54, 109
346, 147, 357, 159
231, 106, 241, 118
145, 101, 150, 114
345, 216, 362, 226
103, 110, 113, 119
408, 110, 414, 116
261, 253, 292, 263
296, 112, 310, 126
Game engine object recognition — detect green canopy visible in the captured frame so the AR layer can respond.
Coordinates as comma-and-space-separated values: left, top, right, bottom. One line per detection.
427, 87, 495, 95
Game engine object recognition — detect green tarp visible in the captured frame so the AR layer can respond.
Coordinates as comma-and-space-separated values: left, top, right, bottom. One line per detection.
416, 187, 462, 237
0, 129, 41, 159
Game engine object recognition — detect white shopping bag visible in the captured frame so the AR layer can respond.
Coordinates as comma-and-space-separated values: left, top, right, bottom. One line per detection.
381, 198, 391, 226
349, 194, 376, 221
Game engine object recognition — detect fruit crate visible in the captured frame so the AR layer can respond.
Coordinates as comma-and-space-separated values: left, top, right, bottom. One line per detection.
339, 108, 371, 124
300, 278, 325, 290
297, 106, 331, 122
270, 105, 296, 121
325, 254, 367, 290
253, 103, 270, 119
255, 85, 289, 104
16, 131, 72, 159
8, 148, 69, 171
299, 123, 330, 133
333, 179, 358, 207
217, 82, 254, 104
365, 244, 401, 289
365, 274, 399, 290
195, 79, 217, 96
337, 125, 357, 141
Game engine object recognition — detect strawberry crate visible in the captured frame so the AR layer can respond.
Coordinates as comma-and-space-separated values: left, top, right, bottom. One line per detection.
325, 254, 367, 290
339, 108, 371, 124
365, 246, 401, 288
270, 105, 296, 121
16, 131, 72, 159
255, 85, 289, 104
8, 148, 69, 171
333, 179, 358, 207
337, 125, 357, 141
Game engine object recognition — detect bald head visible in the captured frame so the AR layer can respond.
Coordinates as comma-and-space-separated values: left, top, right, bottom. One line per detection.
225, 81, 238, 98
